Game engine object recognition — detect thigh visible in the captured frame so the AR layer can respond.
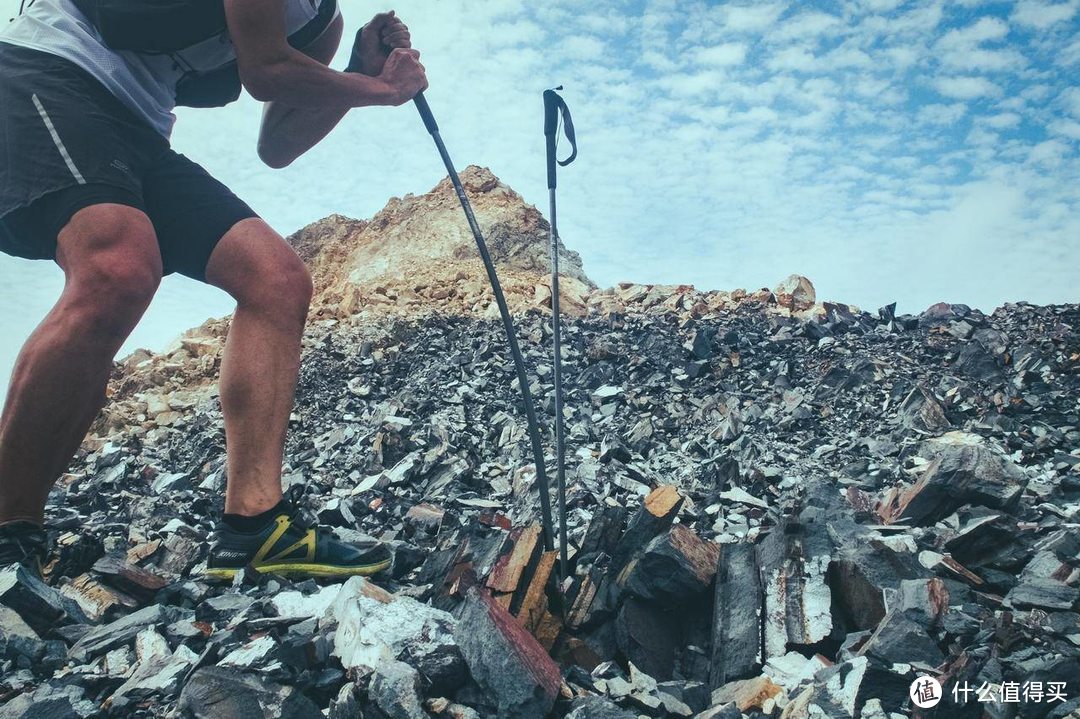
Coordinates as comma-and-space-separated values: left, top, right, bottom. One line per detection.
141, 151, 260, 282
54, 202, 161, 283
1, 184, 157, 274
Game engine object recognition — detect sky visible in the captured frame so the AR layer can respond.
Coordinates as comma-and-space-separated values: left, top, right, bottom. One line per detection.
1, 0, 1078, 394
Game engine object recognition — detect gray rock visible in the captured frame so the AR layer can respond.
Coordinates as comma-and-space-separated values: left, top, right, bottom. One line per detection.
109, 642, 199, 709
177, 666, 322, 719
860, 611, 944, 666
0, 605, 45, 662
327, 683, 362, 719
454, 588, 561, 719
711, 540, 763, 685
69, 604, 179, 661
369, 658, 427, 719
327, 578, 464, 691
564, 695, 638, 718
0, 684, 97, 719
894, 577, 950, 628
1005, 578, 1079, 611
0, 564, 87, 634
895, 432, 1027, 525
621, 524, 719, 604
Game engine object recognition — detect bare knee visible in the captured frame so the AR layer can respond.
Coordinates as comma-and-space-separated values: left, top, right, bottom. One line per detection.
57, 206, 162, 340
207, 221, 313, 325
244, 256, 313, 325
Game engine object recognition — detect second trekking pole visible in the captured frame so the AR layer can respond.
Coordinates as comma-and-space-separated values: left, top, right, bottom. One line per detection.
543, 87, 577, 579
413, 91, 556, 552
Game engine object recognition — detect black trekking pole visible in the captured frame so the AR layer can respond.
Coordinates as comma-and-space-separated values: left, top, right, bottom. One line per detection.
413, 91, 556, 552
543, 87, 577, 580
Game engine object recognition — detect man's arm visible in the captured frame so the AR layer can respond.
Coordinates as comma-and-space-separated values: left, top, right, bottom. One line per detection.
256, 15, 348, 169
224, 0, 424, 107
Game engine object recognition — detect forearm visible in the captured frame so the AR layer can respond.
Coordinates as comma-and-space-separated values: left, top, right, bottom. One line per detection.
242, 51, 393, 107
258, 102, 349, 168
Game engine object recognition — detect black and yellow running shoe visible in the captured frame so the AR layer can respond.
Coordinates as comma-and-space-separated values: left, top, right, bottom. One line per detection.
0, 521, 47, 577
205, 504, 391, 581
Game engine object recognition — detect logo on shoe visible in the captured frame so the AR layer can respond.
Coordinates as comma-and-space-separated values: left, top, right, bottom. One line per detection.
217, 550, 248, 559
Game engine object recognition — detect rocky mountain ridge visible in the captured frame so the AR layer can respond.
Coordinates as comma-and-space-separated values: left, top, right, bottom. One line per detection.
0, 169, 1077, 719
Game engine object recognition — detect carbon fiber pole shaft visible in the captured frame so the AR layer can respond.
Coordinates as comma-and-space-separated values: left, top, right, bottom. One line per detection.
548, 187, 568, 579
413, 92, 556, 552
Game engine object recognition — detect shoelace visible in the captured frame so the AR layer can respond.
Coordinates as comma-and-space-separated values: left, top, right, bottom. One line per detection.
283, 485, 319, 532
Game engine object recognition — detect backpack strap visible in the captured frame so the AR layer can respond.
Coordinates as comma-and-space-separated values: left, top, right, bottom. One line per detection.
287, 0, 338, 51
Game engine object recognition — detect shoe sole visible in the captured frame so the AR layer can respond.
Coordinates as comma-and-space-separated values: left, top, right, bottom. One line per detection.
203, 558, 391, 581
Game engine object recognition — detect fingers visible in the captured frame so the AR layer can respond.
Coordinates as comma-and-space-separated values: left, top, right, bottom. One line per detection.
380, 17, 411, 48
383, 29, 411, 48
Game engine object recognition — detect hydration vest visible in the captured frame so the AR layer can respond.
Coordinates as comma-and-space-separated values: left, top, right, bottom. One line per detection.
69, 0, 337, 107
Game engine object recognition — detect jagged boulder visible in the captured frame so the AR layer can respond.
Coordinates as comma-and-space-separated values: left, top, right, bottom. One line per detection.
773, 275, 816, 311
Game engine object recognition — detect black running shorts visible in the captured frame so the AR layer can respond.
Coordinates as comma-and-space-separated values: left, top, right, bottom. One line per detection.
0, 42, 259, 282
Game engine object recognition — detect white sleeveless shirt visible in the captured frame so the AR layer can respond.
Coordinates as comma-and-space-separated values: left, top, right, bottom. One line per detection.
1, 0, 338, 138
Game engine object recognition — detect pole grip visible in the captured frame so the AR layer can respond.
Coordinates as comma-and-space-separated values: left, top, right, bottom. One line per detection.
544, 89, 559, 189
543, 89, 560, 137
414, 92, 439, 135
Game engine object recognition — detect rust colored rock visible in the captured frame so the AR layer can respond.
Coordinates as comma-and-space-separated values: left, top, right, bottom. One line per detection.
516, 550, 558, 633
610, 485, 684, 575
620, 524, 720, 603
455, 587, 561, 719
486, 524, 542, 594
710, 675, 785, 712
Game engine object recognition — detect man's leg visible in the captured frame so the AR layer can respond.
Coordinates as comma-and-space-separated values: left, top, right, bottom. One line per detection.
203, 218, 313, 517
201, 217, 389, 579
0, 204, 162, 524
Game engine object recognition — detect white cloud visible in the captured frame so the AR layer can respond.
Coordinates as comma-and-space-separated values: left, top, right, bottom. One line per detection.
862, 0, 905, 12
694, 43, 748, 67
484, 20, 547, 47
1020, 84, 1055, 101
934, 17, 1027, 72
883, 45, 921, 69
1011, 0, 1079, 29
920, 102, 968, 125
768, 46, 817, 72
933, 75, 1002, 99
2, 0, 1079, 398
1048, 119, 1080, 140
577, 12, 631, 36
773, 11, 843, 40
1028, 138, 1070, 164
1060, 88, 1080, 118
939, 16, 1009, 47
984, 112, 1022, 128
719, 3, 788, 32
658, 70, 724, 98
1061, 35, 1080, 64
640, 50, 680, 72
560, 35, 605, 61
967, 126, 1000, 148
820, 45, 873, 70
892, 2, 946, 34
